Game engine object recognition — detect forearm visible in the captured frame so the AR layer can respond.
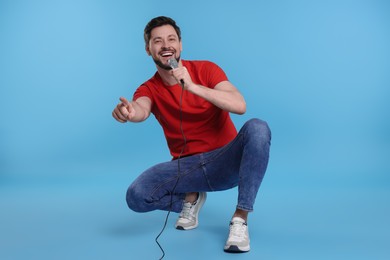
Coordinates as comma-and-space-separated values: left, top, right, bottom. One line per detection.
127, 100, 150, 122
187, 83, 246, 114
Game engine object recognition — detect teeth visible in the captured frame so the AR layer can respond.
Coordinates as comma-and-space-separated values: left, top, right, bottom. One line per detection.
161, 52, 173, 57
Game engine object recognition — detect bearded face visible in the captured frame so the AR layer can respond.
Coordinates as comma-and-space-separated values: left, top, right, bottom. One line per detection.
146, 25, 183, 70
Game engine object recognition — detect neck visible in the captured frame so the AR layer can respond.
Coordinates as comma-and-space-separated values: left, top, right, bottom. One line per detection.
157, 59, 183, 86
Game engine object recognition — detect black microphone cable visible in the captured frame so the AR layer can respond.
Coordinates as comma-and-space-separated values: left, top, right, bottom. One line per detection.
155, 78, 187, 260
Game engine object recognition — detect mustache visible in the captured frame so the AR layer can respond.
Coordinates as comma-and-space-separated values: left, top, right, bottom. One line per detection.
160, 47, 175, 52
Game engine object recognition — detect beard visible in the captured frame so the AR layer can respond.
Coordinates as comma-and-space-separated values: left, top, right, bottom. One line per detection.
153, 55, 181, 71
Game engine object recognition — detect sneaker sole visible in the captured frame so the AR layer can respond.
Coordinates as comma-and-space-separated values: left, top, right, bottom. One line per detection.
175, 223, 198, 230
175, 219, 199, 230
224, 245, 250, 253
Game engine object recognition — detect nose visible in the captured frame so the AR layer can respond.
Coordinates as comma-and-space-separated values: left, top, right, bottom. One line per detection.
161, 39, 169, 48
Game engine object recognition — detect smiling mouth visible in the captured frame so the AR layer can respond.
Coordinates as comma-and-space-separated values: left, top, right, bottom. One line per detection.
160, 50, 175, 58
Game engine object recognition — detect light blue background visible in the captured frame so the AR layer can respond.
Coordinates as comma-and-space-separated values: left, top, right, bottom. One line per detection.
1, 0, 389, 259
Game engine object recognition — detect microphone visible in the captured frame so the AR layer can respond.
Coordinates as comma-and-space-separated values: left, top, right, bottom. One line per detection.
167, 57, 179, 68
168, 57, 185, 87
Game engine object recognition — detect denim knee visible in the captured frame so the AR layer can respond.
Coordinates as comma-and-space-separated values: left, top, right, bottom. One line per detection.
126, 184, 148, 213
244, 118, 271, 143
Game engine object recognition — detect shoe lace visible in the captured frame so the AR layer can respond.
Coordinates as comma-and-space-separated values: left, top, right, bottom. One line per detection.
229, 221, 246, 240
180, 202, 195, 220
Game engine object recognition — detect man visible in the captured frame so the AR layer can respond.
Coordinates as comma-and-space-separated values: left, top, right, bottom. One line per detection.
112, 16, 271, 253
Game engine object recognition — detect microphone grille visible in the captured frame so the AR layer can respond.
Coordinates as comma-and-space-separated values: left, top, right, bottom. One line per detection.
168, 57, 178, 69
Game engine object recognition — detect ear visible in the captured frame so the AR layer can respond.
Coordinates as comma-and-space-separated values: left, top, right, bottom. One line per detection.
145, 45, 151, 56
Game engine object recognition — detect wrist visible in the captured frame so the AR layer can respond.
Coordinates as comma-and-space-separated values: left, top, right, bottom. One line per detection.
187, 83, 199, 93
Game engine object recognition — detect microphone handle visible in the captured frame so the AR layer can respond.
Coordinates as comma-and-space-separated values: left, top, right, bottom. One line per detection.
168, 58, 185, 87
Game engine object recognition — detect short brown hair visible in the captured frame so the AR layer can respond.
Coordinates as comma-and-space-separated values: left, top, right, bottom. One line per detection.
144, 16, 181, 45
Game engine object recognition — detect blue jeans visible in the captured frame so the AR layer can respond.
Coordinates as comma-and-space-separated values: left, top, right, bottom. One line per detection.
126, 118, 271, 213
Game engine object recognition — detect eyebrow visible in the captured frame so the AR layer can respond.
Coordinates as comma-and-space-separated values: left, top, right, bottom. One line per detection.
152, 34, 178, 41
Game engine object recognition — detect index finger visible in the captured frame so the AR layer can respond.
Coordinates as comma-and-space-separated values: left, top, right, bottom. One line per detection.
119, 96, 131, 106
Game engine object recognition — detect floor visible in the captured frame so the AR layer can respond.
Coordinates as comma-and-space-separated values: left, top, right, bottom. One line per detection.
1, 160, 389, 260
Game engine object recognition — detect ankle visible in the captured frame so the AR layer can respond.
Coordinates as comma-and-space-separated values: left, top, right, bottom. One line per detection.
233, 209, 248, 222
185, 192, 198, 203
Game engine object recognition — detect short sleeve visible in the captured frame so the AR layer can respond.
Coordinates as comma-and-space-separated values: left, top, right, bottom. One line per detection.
133, 84, 153, 103
203, 61, 229, 89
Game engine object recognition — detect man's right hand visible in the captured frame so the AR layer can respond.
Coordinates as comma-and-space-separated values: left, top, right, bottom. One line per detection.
112, 97, 136, 123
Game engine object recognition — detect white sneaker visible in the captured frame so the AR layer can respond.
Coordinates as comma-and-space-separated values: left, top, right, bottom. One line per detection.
175, 192, 207, 230
224, 217, 250, 253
